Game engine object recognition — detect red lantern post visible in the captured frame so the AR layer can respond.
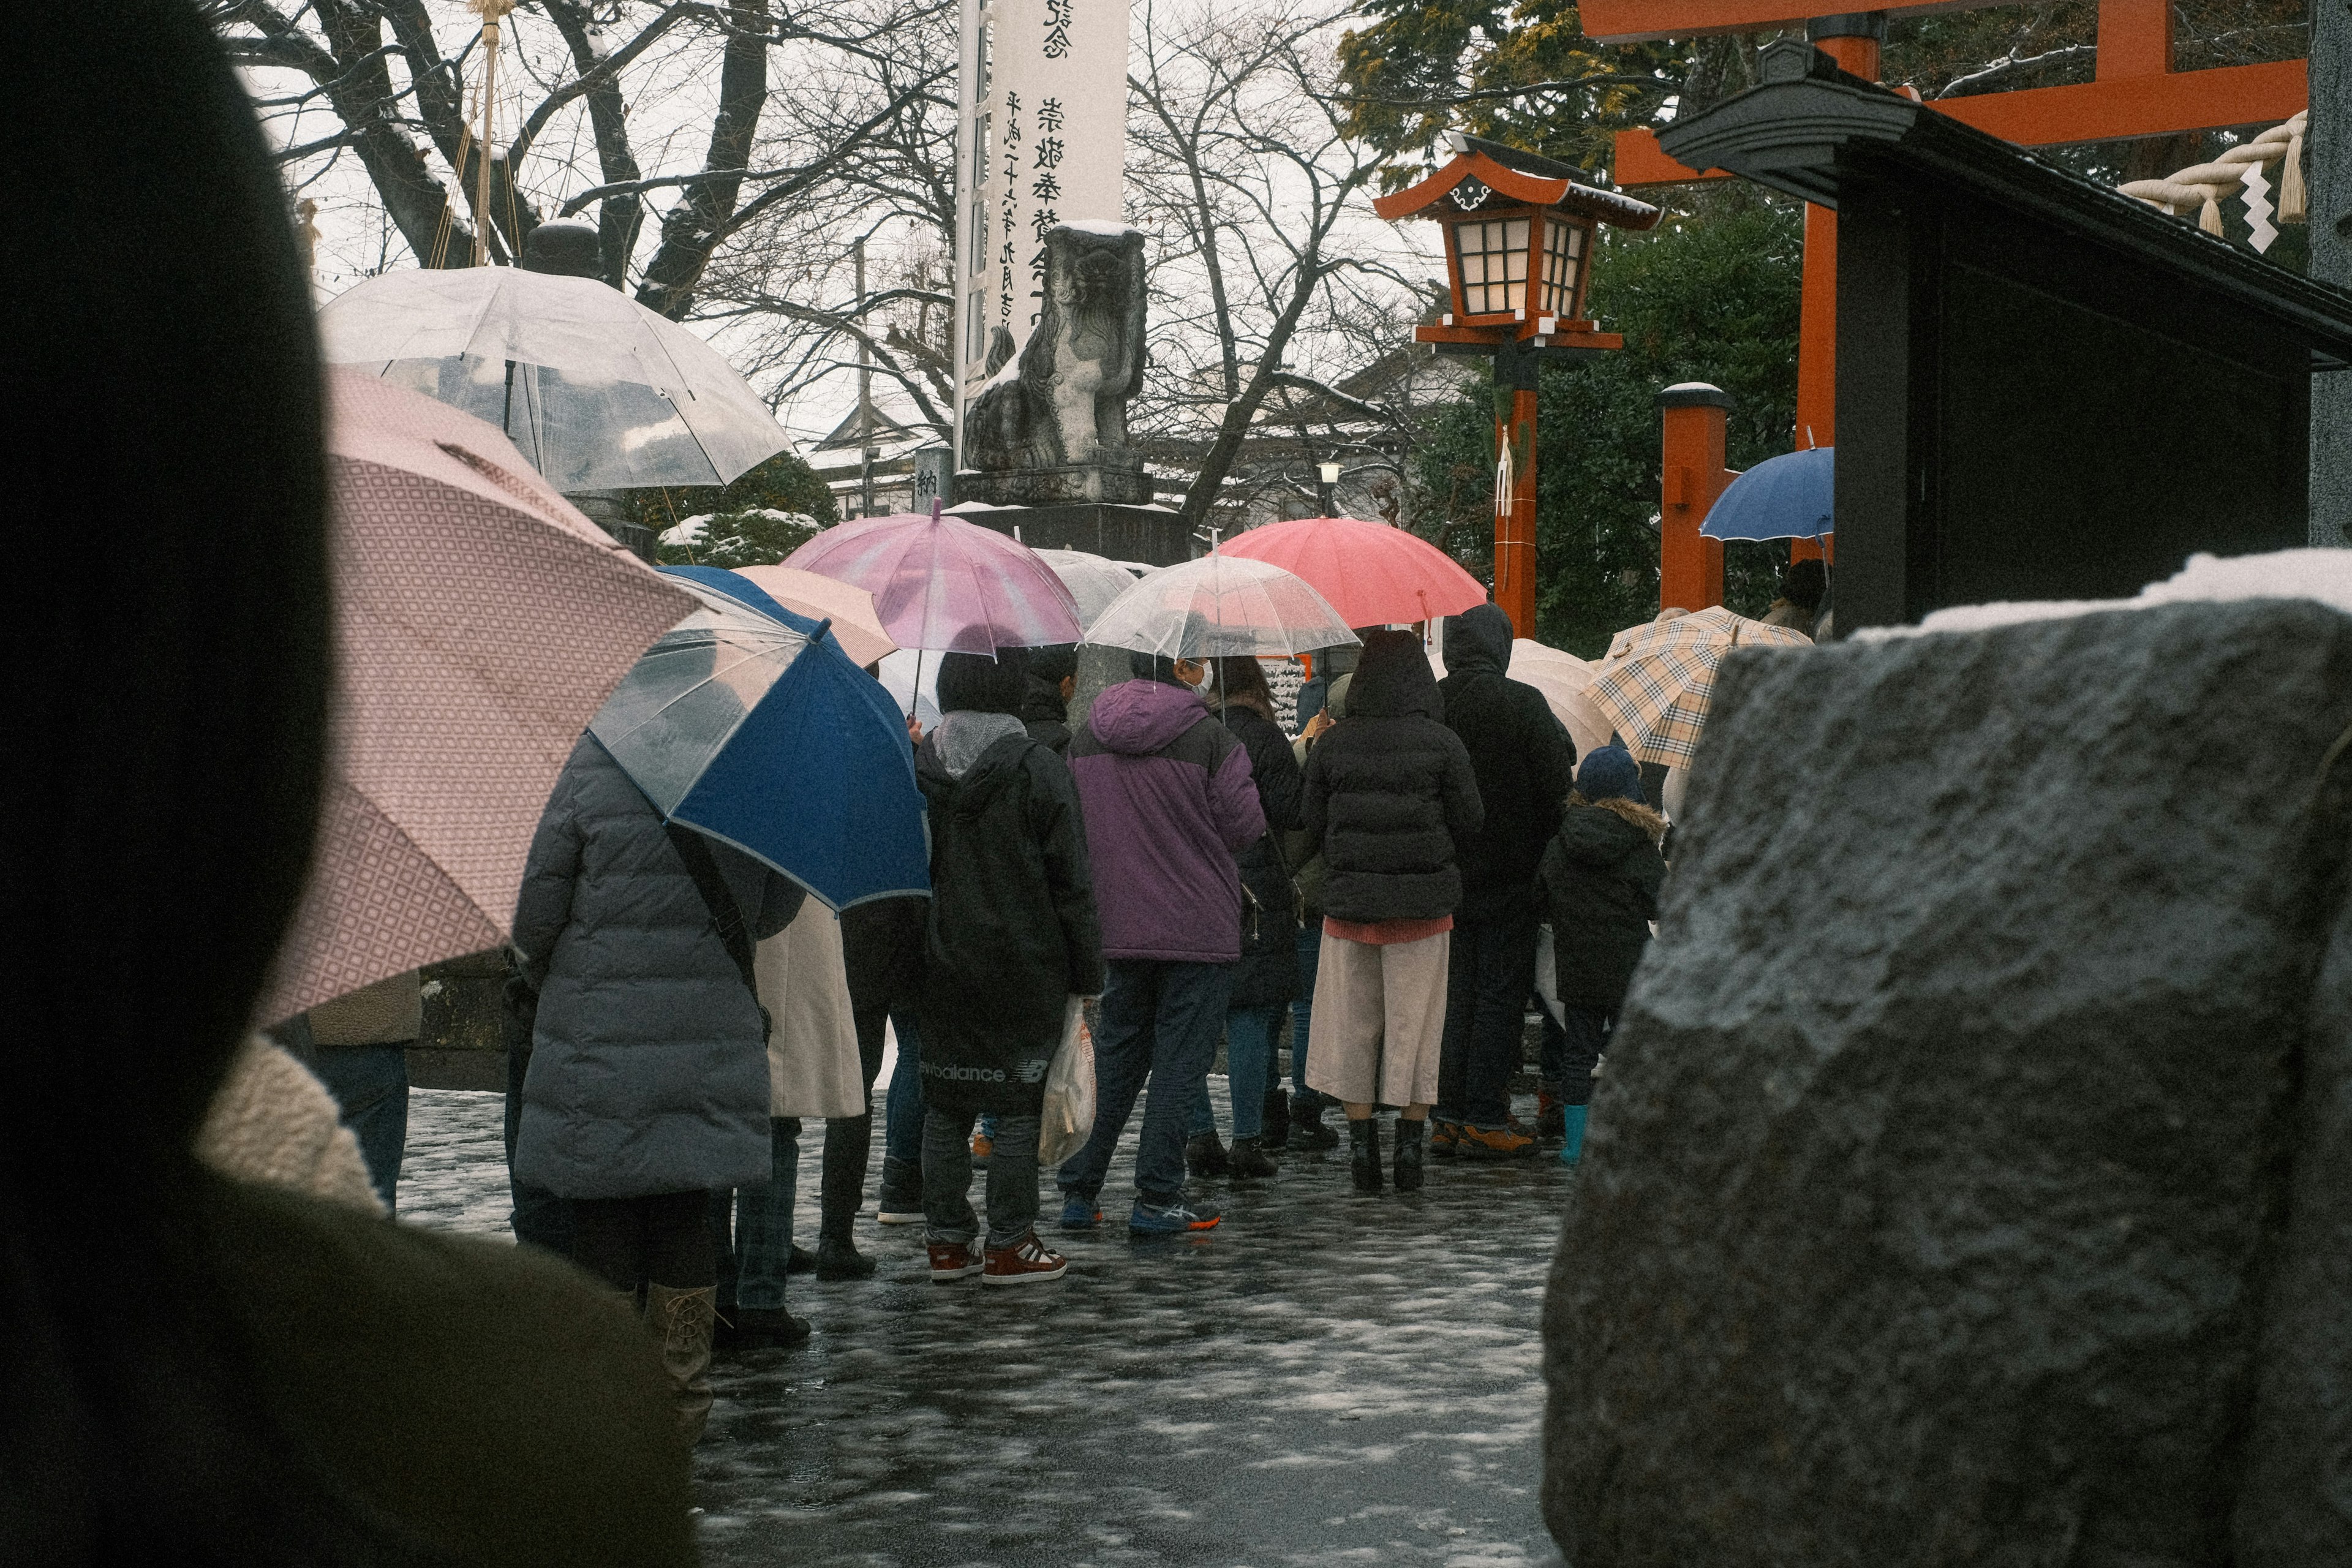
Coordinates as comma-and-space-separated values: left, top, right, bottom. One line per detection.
1375, 133, 1662, 638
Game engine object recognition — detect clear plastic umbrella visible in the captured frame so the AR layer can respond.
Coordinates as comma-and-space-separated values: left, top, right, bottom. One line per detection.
1033, 549, 1146, 632
1085, 554, 1359, 659
316, 267, 788, 490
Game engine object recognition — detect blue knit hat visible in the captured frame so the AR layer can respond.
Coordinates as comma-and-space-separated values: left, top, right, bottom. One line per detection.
1576, 744, 1643, 804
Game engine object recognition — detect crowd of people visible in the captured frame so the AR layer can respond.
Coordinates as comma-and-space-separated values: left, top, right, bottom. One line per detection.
470, 594, 1681, 1442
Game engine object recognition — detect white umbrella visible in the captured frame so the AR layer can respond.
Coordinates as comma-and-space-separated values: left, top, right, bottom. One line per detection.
1035, 548, 1145, 632
317, 267, 788, 491
1506, 640, 1616, 760
1085, 553, 1357, 659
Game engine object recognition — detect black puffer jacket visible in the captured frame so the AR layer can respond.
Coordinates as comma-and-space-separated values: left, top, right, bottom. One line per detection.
913, 717, 1104, 1114
1223, 701, 1302, 1005
1537, 797, 1668, 1009
1439, 605, 1577, 922
1300, 631, 1482, 924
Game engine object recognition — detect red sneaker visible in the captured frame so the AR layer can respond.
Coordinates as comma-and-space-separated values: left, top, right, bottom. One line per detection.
927, 1240, 983, 1282
982, 1231, 1069, 1286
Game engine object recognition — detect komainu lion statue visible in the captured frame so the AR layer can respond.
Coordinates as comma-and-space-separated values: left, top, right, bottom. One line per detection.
963, 224, 1150, 502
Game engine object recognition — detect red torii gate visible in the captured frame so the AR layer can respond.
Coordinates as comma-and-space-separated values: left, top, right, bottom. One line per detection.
1585, 0, 2310, 605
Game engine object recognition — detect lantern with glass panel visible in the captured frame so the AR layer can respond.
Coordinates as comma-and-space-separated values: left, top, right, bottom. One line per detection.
1376, 131, 1659, 356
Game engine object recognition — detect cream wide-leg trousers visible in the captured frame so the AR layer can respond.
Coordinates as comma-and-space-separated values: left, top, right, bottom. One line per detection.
1303, 928, 1450, 1107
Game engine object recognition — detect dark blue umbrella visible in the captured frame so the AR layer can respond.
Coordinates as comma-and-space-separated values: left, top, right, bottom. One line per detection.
586, 565, 929, 910
1698, 446, 1833, 542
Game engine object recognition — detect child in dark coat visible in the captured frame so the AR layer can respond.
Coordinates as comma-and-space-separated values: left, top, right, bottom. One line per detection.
1536, 745, 1668, 1164
913, 648, 1105, 1284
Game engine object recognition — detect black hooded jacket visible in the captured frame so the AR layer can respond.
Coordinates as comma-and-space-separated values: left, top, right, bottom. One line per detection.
1020, 673, 1072, 754
1537, 797, 1667, 1009
1438, 605, 1577, 922
1300, 631, 1483, 924
913, 723, 1104, 1113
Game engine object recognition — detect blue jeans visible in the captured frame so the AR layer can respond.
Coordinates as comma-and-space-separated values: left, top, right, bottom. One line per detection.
1438, 913, 1539, 1128
306, 1043, 409, 1209
1289, 922, 1322, 1101
711, 1117, 800, 1312
881, 1010, 926, 1172
1537, 1003, 1566, 1084
924, 1108, 1041, 1248
1059, 959, 1232, 1208
1187, 1005, 1281, 1139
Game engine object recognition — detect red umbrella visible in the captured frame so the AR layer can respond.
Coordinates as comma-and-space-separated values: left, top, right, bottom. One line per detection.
784, 503, 1082, 654
1221, 516, 1487, 627
255, 371, 694, 1025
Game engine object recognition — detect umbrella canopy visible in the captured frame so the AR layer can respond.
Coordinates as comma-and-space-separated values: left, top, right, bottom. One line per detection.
316, 266, 788, 491
589, 576, 929, 910
1221, 516, 1487, 628
1085, 554, 1358, 659
1501, 640, 1616, 760
784, 507, 1083, 653
728, 563, 897, 667
1699, 447, 1833, 542
258, 371, 695, 1025
1035, 548, 1145, 632
1588, 605, 1812, 766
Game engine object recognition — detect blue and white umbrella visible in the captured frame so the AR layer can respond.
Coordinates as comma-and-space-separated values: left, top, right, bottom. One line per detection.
1699, 446, 1833, 542
587, 565, 929, 910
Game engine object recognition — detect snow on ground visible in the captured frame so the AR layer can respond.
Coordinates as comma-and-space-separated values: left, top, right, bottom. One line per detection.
398, 1077, 1571, 1567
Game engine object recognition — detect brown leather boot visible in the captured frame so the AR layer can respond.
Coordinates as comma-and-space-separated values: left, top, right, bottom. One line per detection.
644, 1283, 718, 1445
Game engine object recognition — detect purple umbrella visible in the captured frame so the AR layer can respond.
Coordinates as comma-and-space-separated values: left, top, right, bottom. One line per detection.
784, 502, 1084, 655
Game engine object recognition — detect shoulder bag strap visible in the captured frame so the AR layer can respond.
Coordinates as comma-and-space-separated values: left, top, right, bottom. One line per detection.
665, 822, 771, 1038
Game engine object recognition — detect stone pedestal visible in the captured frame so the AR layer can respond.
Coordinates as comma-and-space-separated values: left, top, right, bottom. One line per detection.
955, 500, 1193, 567
563, 488, 657, 562
956, 462, 1155, 508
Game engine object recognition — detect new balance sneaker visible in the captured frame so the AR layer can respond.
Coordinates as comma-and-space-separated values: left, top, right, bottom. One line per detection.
982, 1231, 1069, 1286
1455, 1121, 1540, 1160
927, 1240, 984, 1281
1129, 1197, 1223, 1235
876, 1198, 925, 1226
1058, 1195, 1103, 1231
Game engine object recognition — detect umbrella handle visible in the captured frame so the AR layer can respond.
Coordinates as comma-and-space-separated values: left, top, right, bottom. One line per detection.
809, 616, 833, 647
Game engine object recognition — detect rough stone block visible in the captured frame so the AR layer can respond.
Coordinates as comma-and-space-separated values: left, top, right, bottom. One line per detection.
1542, 600, 2352, 1567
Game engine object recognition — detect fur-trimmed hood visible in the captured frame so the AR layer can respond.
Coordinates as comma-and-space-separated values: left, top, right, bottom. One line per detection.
1567, 790, 1667, 845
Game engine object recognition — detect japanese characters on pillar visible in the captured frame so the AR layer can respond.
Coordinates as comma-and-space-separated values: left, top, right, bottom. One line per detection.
953, 0, 1129, 466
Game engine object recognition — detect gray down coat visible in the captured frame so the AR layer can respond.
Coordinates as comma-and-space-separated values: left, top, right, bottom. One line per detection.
512, 735, 804, 1200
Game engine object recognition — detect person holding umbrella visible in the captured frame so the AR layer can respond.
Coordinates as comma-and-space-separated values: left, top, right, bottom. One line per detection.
511, 734, 806, 1442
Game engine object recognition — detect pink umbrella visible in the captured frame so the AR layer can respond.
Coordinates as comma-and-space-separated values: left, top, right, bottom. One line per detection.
783, 503, 1083, 654
728, 564, 898, 667
1221, 516, 1487, 628
255, 371, 694, 1025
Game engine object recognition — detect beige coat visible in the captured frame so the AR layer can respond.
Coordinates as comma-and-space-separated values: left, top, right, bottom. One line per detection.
197, 1037, 383, 1214
758, 898, 864, 1118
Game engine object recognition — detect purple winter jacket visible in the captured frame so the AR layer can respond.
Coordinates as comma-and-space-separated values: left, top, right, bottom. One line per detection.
1069, 679, 1267, 963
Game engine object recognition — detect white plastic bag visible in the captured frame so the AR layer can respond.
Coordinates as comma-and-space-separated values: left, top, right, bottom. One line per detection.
1534, 924, 1566, 1028
1037, 996, 1096, 1167
758, 901, 865, 1119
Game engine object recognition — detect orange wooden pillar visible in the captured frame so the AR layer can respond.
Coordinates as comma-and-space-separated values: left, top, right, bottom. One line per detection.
1659, 382, 1732, 611
1493, 341, 1542, 637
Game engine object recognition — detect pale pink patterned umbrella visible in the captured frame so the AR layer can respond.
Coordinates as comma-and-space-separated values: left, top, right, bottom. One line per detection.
783, 503, 1083, 654
254, 371, 693, 1024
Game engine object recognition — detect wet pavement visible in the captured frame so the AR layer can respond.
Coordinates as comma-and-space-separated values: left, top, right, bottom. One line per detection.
401, 1080, 1572, 1567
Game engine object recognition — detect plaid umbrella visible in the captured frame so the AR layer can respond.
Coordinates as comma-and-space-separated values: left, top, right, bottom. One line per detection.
1588, 606, 1811, 766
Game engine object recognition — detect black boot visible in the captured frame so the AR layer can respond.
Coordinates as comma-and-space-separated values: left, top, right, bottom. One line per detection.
785, 1243, 819, 1275
1348, 1117, 1384, 1194
820, 1111, 876, 1262
1229, 1134, 1278, 1180
1186, 1129, 1231, 1178
1262, 1088, 1291, 1150
1392, 1117, 1425, 1193
1289, 1093, 1340, 1152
